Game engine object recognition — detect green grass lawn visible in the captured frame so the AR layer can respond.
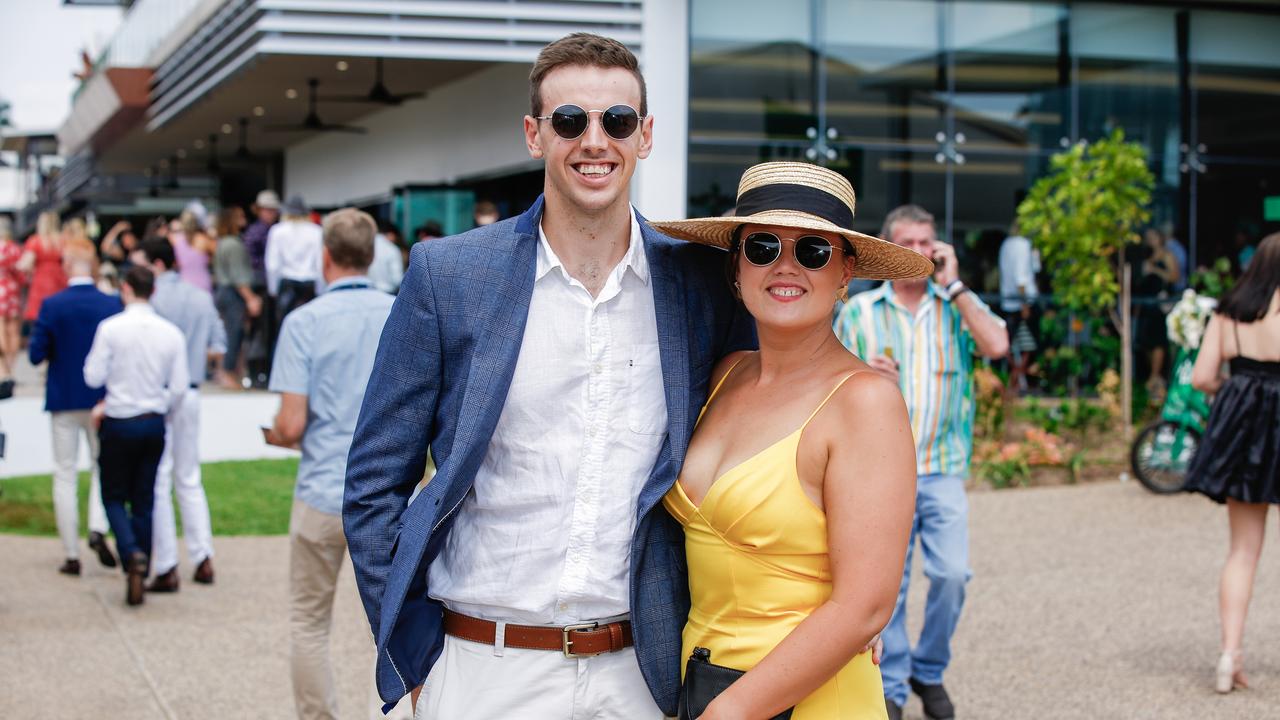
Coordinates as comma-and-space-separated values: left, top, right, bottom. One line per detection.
0, 458, 299, 537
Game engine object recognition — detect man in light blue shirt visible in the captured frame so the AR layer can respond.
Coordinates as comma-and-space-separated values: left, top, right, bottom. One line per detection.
263, 208, 403, 720
144, 239, 226, 591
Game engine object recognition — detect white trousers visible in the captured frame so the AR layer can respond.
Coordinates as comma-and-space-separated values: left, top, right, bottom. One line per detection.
151, 388, 213, 574
416, 633, 663, 720
50, 410, 109, 559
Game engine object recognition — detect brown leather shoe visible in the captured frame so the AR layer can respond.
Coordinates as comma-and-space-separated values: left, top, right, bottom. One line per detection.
88, 531, 118, 568
193, 557, 214, 585
146, 568, 180, 593
126, 552, 147, 606
58, 558, 81, 576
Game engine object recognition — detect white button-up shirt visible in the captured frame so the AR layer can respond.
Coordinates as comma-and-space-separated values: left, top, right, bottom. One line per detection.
83, 302, 189, 418
264, 219, 324, 296
428, 210, 668, 625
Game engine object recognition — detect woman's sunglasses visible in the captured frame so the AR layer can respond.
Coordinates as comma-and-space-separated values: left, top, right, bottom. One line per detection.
535, 104, 644, 140
739, 232, 848, 271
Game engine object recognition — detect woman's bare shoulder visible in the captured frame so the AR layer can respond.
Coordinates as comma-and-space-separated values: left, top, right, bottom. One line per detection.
710, 350, 754, 389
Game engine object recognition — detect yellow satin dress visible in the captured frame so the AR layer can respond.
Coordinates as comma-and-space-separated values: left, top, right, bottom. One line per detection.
663, 363, 888, 719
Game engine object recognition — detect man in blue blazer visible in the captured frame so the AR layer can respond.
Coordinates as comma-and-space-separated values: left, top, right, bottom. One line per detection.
345, 34, 753, 718
29, 240, 122, 575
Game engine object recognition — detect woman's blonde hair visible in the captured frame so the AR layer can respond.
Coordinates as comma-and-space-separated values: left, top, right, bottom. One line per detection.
37, 211, 60, 240
179, 209, 203, 237
0, 215, 13, 241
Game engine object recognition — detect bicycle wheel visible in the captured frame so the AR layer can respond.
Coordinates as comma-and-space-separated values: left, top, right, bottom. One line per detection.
1131, 421, 1201, 494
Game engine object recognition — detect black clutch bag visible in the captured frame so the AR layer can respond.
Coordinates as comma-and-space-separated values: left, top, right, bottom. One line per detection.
678, 647, 794, 720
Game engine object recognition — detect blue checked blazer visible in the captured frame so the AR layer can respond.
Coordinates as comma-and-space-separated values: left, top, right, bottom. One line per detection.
344, 196, 755, 714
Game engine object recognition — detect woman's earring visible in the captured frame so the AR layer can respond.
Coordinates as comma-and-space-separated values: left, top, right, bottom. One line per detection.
837, 286, 849, 302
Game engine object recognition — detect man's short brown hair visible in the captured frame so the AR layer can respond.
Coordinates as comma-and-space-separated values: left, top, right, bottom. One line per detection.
529, 33, 646, 117
322, 208, 376, 271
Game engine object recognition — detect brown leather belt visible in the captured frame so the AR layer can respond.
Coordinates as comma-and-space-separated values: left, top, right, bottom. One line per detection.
442, 608, 633, 658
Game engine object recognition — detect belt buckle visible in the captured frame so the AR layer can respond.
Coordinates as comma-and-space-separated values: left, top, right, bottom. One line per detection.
561, 621, 600, 658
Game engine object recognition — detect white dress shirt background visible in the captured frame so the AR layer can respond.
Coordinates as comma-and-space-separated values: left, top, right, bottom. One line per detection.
83, 303, 189, 418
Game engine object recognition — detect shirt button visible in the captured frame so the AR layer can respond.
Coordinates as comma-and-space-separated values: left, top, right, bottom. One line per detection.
558, 602, 568, 611
592, 363, 602, 374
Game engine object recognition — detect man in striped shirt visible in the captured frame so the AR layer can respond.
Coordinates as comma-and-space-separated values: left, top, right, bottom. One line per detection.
834, 204, 1008, 720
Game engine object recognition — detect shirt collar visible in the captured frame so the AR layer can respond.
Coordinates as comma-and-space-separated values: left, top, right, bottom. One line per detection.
68, 276, 94, 287
324, 275, 371, 292
879, 280, 944, 314
157, 270, 181, 284
535, 207, 649, 286
124, 302, 156, 314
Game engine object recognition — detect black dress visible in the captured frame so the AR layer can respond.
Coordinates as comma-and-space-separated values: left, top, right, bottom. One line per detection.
1184, 357, 1280, 504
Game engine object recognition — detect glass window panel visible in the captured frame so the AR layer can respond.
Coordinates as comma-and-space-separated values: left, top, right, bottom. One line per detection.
690, 0, 815, 144
823, 146, 949, 238
1191, 10, 1280, 160
823, 0, 944, 150
1072, 5, 1180, 152
950, 2, 1070, 154
687, 142, 815, 218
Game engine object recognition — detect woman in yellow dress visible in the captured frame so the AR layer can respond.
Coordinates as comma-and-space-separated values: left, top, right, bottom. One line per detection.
650, 162, 929, 719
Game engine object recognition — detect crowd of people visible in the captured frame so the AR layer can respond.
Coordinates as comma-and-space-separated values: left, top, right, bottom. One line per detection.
3, 29, 1278, 720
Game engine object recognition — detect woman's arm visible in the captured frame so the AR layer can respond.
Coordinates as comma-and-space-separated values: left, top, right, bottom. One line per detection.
701, 373, 917, 720
1191, 314, 1226, 394
101, 221, 129, 261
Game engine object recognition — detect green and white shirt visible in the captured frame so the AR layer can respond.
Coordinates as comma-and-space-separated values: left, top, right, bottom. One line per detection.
833, 281, 1001, 478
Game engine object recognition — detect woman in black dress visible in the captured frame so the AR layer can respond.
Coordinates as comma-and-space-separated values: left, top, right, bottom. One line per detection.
1184, 232, 1280, 693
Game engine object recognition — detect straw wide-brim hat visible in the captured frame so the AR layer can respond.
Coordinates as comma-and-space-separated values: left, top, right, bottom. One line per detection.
648, 162, 933, 280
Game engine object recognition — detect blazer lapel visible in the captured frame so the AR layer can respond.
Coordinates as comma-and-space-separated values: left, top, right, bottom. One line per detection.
641, 217, 691, 469
442, 199, 541, 498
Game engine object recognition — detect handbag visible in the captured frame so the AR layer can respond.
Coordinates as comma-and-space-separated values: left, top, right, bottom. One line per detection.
678, 647, 793, 720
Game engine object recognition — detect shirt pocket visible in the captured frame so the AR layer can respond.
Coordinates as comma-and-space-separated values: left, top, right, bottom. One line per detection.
627, 342, 667, 435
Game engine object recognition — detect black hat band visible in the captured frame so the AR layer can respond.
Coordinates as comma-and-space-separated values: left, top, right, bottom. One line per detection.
735, 183, 854, 230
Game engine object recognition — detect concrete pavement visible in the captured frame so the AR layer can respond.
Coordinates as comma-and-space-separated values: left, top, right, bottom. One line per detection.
1, 480, 1276, 719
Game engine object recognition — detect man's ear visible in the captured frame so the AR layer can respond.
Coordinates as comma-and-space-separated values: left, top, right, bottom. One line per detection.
524, 116, 544, 160
635, 114, 654, 160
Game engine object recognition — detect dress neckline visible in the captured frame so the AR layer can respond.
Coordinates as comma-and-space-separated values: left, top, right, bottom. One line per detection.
676, 354, 862, 512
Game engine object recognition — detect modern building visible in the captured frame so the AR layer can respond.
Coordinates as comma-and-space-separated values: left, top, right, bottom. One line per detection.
43, 0, 1280, 268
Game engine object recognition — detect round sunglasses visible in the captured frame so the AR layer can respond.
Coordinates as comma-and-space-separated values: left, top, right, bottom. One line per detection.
535, 104, 644, 140
740, 232, 848, 271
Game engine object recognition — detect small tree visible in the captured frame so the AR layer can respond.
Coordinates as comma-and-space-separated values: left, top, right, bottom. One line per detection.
1016, 129, 1154, 433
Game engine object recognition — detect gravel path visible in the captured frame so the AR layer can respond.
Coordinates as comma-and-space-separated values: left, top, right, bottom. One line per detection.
1, 480, 1275, 718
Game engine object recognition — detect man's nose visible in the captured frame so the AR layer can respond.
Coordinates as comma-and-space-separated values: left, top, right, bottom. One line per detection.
579, 113, 609, 151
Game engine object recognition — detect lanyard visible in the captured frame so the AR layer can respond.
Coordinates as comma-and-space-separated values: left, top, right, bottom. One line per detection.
328, 282, 371, 293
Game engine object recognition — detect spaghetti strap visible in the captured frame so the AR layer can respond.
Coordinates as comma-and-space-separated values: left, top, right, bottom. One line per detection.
800, 371, 865, 429
693, 354, 751, 429
706, 354, 750, 405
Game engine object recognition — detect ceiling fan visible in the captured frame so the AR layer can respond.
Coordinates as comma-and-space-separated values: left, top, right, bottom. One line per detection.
320, 58, 426, 106
265, 78, 366, 134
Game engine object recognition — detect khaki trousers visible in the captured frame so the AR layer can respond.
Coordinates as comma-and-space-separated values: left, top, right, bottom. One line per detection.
288, 499, 410, 720
50, 410, 109, 559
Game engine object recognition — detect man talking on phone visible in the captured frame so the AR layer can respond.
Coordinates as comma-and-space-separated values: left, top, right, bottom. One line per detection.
833, 204, 1007, 720
263, 208, 408, 720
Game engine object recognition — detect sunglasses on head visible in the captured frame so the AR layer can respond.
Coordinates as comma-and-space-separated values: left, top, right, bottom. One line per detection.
535, 104, 644, 140
739, 232, 849, 271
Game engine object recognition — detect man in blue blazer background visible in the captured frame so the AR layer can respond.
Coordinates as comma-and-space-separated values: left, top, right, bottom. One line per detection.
29, 240, 122, 575
345, 33, 754, 718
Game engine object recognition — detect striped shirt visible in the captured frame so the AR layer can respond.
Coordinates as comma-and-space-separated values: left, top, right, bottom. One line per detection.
833, 281, 1003, 477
